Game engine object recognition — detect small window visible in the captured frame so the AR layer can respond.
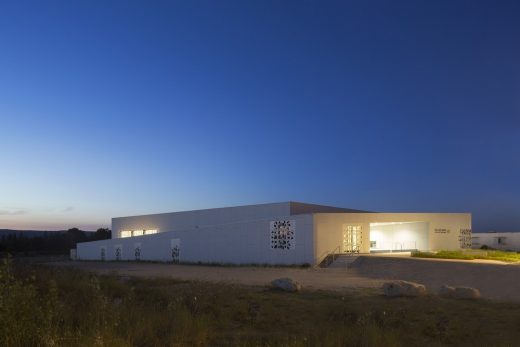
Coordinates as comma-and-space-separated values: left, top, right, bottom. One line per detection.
121, 229, 157, 238
370, 240, 377, 248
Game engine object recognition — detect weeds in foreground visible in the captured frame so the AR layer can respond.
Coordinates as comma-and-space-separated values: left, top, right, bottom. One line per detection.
0, 255, 60, 346
2, 256, 520, 346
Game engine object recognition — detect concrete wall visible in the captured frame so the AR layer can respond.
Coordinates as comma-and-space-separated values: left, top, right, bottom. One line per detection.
472, 232, 520, 251
78, 214, 314, 265
112, 202, 369, 239
112, 202, 294, 239
313, 213, 472, 261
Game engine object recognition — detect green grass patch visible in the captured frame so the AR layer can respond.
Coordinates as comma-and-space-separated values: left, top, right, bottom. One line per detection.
3, 255, 520, 346
412, 249, 520, 262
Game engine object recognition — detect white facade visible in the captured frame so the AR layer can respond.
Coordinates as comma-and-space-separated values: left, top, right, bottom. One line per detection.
76, 202, 472, 265
314, 212, 472, 260
472, 232, 520, 251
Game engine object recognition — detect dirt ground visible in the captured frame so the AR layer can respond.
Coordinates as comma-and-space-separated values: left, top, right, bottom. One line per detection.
49, 255, 520, 301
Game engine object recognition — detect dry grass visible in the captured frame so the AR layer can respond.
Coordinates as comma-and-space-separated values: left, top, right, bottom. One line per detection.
3, 256, 520, 346
412, 249, 520, 262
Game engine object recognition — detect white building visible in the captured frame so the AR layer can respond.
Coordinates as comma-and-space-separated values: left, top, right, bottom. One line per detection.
472, 232, 520, 251
76, 202, 472, 265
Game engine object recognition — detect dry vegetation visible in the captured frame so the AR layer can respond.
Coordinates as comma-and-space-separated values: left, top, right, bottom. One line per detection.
412, 249, 520, 262
3, 256, 520, 346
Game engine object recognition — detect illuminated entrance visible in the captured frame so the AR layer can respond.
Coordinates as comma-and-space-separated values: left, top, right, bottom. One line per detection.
369, 222, 428, 252
343, 225, 362, 254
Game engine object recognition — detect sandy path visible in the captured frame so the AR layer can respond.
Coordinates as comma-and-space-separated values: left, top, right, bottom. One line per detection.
48, 256, 520, 301
350, 256, 520, 301
49, 261, 383, 292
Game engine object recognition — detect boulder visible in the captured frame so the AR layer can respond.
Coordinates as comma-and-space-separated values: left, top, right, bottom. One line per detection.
382, 280, 427, 297
439, 285, 481, 299
454, 287, 481, 300
271, 278, 302, 292
439, 285, 456, 298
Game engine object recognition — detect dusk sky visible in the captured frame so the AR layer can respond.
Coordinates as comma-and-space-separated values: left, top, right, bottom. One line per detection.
1, 0, 519, 232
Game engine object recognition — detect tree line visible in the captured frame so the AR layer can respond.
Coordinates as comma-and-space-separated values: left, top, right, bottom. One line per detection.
0, 228, 111, 255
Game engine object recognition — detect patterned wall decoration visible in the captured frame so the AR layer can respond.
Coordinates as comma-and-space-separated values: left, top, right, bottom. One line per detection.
459, 229, 472, 249
134, 243, 142, 261
343, 225, 362, 253
270, 220, 296, 250
100, 246, 106, 261
170, 239, 180, 264
114, 245, 122, 261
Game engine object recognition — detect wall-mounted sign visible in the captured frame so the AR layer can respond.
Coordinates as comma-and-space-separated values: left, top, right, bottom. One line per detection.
434, 228, 451, 234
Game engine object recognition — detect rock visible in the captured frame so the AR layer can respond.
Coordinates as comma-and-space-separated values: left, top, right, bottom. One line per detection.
271, 278, 302, 292
439, 285, 456, 298
113, 297, 123, 306
454, 287, 481, 300
382, 280, 427, 297
439, 285, 481, 300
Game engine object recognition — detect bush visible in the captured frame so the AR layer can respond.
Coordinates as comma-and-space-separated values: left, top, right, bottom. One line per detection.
412, 249, 520, 262
0, 255, 60, 346
5, 255, 520, 346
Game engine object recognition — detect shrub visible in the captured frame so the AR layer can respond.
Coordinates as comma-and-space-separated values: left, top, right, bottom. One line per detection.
4, 255, 520, 346
0, 255, 60, 346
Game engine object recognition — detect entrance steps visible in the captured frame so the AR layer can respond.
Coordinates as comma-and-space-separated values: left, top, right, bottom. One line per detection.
328, 254, 360, 268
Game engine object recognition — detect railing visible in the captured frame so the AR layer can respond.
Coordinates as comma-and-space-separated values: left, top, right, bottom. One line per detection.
315, 245, 341, 268
316, 250, 330, 268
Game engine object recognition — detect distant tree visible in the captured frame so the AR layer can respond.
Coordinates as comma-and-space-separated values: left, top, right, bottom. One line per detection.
94, 228, 111, 240
0, 227, 109, 255
66, 228, 88, 248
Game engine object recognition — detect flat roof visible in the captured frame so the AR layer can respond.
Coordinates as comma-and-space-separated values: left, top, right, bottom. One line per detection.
113, 201, 369, 219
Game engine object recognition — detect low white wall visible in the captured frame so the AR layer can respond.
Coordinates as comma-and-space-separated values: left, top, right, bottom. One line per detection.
77, 214, 314, 265
472, 232, 520, 251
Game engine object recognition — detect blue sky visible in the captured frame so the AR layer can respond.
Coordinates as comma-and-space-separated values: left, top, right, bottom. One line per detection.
0, 0, 519, 231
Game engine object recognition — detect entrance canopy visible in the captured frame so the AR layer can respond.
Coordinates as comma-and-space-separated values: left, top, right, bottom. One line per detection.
369, 221, 429, 252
